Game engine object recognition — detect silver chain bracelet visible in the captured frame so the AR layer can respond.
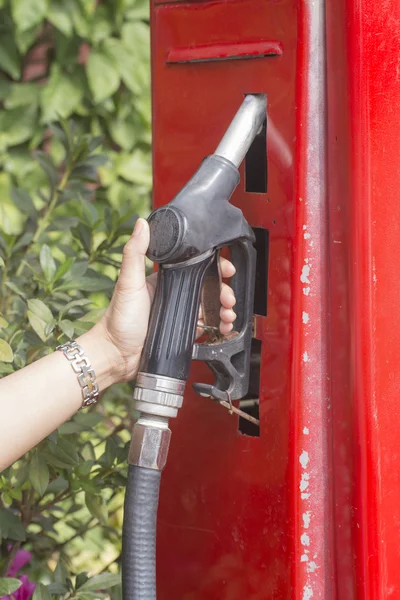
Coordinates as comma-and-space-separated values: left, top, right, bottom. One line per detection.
56, 341, 99, 409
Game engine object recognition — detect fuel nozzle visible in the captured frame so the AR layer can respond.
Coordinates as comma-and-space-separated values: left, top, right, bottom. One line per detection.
129, 94, 266, 470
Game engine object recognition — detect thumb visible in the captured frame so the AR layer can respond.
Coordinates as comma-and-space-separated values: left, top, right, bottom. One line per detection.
117, 218, 150, 293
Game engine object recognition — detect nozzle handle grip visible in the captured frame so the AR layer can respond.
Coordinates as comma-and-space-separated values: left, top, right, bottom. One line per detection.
138, 253, 215, 380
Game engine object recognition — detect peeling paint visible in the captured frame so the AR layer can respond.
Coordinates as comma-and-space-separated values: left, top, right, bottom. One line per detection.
299, 450, 310, 469
301, 492, 311, 500
303, 585, 313, 600
303, 224, 307, 230
303, 427, 309, 435
301, 264, 311, 284
303, 286, 310, 296
302, 311, 309, 324
300, 473, 310, 492
303, 352, 309, 363
301, 554, 309, 562
307, 561, 318, 573
301, 533, 310, 546
303, 511, 311, 529
304, 232, 311, 239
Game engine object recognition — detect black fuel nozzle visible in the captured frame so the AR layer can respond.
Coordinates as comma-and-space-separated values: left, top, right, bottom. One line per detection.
132, 94, 266, 427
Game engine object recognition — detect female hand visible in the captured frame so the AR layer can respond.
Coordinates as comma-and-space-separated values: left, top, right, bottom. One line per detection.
96, 218, 237, 383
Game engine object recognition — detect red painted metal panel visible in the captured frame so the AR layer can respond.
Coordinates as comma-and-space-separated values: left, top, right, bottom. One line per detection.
150, 0, 400, 597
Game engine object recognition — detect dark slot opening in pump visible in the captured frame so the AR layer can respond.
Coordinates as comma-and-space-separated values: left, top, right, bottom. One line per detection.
238, 227, 269, 436
253, 227, 269, 317
245, 118, 267, 193
238, 339, 261, 437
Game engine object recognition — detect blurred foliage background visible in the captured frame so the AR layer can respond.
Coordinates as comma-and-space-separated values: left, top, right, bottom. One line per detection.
0, 1, 152, 598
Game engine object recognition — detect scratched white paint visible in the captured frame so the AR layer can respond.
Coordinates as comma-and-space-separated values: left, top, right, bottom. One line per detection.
302, 311, 310, 324
299, 450, 310, 469
301, 492, 311, 500
301, 533, 310, 546
307, 561, 318, 573
303, 286, 310, 296
303, 511, 311, 529
303, 352, 309, 363
303, 585, 313, 600
304, 232, 311, 239
303, 427, 309, 435
300, 475, 310, 492
300, 264, 311, 284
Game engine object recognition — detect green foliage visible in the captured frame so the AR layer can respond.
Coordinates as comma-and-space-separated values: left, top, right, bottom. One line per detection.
0, 0, 151, 595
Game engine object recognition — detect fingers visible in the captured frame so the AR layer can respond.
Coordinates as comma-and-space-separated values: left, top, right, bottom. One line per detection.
219, 282, 236, 334
117, 218, 150, 294
220, 282, 236, 309
219, 259, 236, 334
219, 256, 236, 279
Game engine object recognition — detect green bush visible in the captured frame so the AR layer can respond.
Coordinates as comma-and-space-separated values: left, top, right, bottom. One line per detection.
0, 1, 151, 597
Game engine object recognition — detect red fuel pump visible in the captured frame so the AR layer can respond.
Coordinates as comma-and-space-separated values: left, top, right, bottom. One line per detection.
146, 0, 400, 598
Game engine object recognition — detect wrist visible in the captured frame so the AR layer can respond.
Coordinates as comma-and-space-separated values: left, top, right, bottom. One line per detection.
76, 322, 125, 390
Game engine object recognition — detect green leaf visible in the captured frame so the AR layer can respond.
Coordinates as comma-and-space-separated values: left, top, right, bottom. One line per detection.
59, 319, 74, 338
45, 476, 68, 494
0, 35, 20, 80
47, 581, 69, 595
40, 244, 57, 282
0, 106, 37, 149
44, 318, 57, 337
5, 83, 40, 109
122, 21, 150, 61
0, 339, 14, 362
0, 578, 23, 595
89, 5, 112, 45
0, 257, 4, 268
74, 411, 102, 427
117, 150, 152, 186
0, 508, 26, 541
76, 573, 89, 589
15, 25, 41, 54
85, 493, 108, 524
11, 0, 49, 32
40, 64, 84, 123
27, 311, 48, 342
59, 298, 92, 319
80, 441, 96, 461
58, 421, 86, 434
78, 308, 105, 323
108, 117, 136, 151
33, 151, 58, 188
27, 299, 53, 323
0, 314, 8, 327
103, 38, 145, 95
29, 451, 49, 496
46, 438, 80, 467
10, 187, 36, 217
47, 1, 73, 36
80, 573, 121, 591
32, 582, 52, 600
57, 273, 114, 292
54, 258, 75, 282
86, 51, 120, 104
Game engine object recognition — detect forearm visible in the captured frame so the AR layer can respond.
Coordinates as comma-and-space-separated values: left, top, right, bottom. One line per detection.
0, 323, 122, 471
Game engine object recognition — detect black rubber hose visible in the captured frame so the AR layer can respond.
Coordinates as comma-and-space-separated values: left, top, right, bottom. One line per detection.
122, 465, 162, 600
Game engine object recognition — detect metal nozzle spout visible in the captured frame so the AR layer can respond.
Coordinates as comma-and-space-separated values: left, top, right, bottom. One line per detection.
214, 94, 267, 168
